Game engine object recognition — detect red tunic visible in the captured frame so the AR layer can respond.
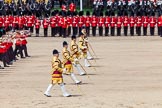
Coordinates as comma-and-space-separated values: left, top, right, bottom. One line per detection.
91, 16, 98, 27
50, 17, 57, 28
62, 17, 67, 28
123, 16, 129, 27
85, 16, 91, 27
129, 17, 135, 27
149, 17, 156, 27
69, 3, 76, 12
42, 18, 49, 28
143, 16, 149, 27
78, 16, 85, 27
72, 17, 78, 27
110, 17, 117, 27
98, 17, 105, 27
136, 17, 142, 27
35, 19, 41, 29
116, 16, 122, 28
105, 16, 111, 27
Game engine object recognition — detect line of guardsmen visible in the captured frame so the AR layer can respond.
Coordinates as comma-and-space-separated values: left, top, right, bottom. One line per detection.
0, 30, 30, 69
0, 10, 162, 37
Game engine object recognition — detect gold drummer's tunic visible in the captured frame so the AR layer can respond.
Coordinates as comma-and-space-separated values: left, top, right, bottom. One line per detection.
51, 56, 63, 84
78, 37, 87, 58
62, 47, 74, 74
70, 40, 81, 59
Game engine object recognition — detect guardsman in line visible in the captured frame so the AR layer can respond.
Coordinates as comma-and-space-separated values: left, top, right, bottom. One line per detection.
129, 13, 135, 36
62, 41, 82, 84
78, 11, 84, 35
72, 12, 78, 36
123, 12, 129, 36
104, 11, 110, 36
116, 12, 122, 36
110, 12, 116, 36
157, 14, 162, 36
149, 12, 156, 36
42, 17, 49, 37
44, 49, 71, 97
12, 16, 18, 32
58, 12, 63, 37
50, 12, 57, 37
62, 15, 67, 38
70, 35, 86, 75
142, 13, 149, 36
136, 12, 142, 36
4, 15, 10, 32
160, 14, 162, 37
35, 17, 41, 37
31, 14, 36, 33
18, 16, 24, 30
98, 12, 105, 36
67, 11, 72, 37
91, 12, 98, 36
27, 15, 33, 33
85, 11, 91, 36
78, 32, 90, 67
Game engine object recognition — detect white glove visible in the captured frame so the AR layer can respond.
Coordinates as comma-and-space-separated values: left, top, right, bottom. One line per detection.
83, 46, 87, 49
63, 68, 67, 73
74, 58, 79, 62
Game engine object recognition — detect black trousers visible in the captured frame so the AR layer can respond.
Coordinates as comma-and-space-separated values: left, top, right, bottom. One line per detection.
31, 26, 34, 33
59, 27, 62, 36
86, 27, 90, 36
160, 27, 162, 37
62, 28, 66, 38
22, 45, 29, 57
150, 27, 155, 36
56, 27, 59, 34
111, 27, 115, 36
14, 45, 23, 58
136, 27, 141, 36
79, 27, 82, 35
36, 28, 39, 37
99, 27, 103, 36
143, 27, 147, 36
51, 27, 56, 37
44, 28, 48, 37
105, 27, 109, 36
23, 26, 27, 30
73, 27, 78, 36
124, 26, 128, 36
0, 53, 8, 67
117, 27, 121, 36
68, 26, 71, 36
130, 27, 134, 36
158, 27, 161, 35
8, 46, 14, 62
92, 27, 96, 36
